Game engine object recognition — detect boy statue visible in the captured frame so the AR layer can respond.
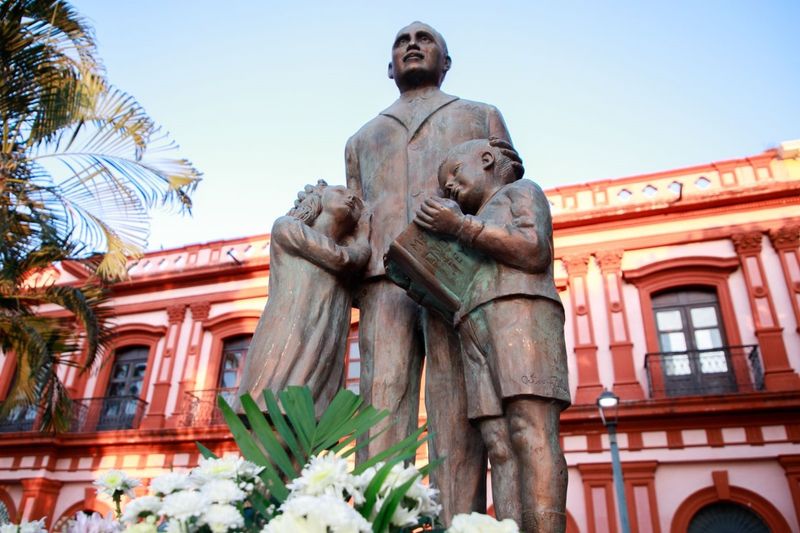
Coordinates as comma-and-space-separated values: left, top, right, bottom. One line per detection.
414, 137, 571, 533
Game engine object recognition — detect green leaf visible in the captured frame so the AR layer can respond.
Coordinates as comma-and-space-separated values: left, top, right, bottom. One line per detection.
360, 456, 408, 520
217, 394, 289, 501
353, 426, 428, 474
279, 387, 316, 455
312, 389, 362, 452
373, 473, 421, 533
336, 417, 391, 457
196, 442, 217, 459
262, 389, 305, 466
240, 393, 298, 480
247, 489, 272, 519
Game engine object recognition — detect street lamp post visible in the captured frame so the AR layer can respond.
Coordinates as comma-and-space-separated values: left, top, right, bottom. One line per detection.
597, 389, 631, 533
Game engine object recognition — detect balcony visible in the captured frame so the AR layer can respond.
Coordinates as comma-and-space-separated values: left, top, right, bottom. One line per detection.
0, 404, 38, 432
645, 345, 763, 398
179, 388, 237, 428
0, 396, 147, 433
71, 396, 148, 432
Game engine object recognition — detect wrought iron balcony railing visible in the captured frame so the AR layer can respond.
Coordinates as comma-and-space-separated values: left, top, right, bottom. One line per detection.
70, 396, 148, 432
0, 396, 147, 433
645, 344, 763, 398
179, 388, 237, 428
0, 404, 39, 432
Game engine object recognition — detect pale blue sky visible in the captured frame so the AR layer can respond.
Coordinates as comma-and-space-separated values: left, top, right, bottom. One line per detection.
72, 1, 800, 250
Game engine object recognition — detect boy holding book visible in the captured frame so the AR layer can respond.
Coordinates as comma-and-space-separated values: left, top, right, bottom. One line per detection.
414, 137, 570, 532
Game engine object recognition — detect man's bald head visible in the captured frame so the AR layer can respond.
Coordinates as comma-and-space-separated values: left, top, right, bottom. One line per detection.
396, 21, 448, 56
388, 21, 451, 93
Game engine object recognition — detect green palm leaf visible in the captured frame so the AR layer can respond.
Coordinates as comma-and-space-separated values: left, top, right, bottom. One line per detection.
211, 387, 431, 509
1, 0, 199, 428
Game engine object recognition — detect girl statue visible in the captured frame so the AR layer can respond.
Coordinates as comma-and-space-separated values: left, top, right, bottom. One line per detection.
235, 180, 370, 416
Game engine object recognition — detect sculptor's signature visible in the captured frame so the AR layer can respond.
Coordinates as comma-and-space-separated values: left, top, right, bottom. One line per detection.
520, 374, 563, 387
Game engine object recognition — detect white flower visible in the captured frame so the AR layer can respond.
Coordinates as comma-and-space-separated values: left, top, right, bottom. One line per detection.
0, 520, 47, 533
163, 519, 184, 533
19, 519, 47, 533
121, 495, 162, 524
122, 515, 158, 533
94, 470, 142, 498
200, 503, 245, 533
192, 456, 262, 484
448, 512, 519, 533
287, 452, 362, 503
261, 512, 324, 533
160, 489, 208, 520
363, 462, 440, 525
150, 472, 192, 496
276, 495, 371, 533
200, 479, 247, 504
65, 511, 122, 533
382, 496, 421, 527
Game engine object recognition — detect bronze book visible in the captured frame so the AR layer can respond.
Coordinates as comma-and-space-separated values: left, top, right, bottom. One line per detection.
384, 222, 489, 323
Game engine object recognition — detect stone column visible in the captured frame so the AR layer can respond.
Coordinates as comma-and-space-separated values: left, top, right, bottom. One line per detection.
577, 463, 617, 533
141, 304, 187, 429
168, 301, 211, 427
768, 224, 800, 333
19, 478, 62, 527
731, 231, 800, 391
563, 254, 603, 404
595, 250, 644, 400
779, 455, 800, 530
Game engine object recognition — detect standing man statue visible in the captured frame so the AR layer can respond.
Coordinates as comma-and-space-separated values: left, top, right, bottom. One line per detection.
345, 21, 514, 524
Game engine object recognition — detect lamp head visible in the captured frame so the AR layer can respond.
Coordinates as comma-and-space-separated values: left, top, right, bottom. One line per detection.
596, 389, 620, 427
597, 389, 619, 408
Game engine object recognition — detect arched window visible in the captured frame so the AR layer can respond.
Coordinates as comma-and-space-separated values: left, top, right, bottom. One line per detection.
0, 499, 10, 524
622, 256, 759, 399
688, 501, 769, 533
0, 368, 38, 432
652, 288, 735, 396
97, 346, 149, 430
217, 335, 252, 390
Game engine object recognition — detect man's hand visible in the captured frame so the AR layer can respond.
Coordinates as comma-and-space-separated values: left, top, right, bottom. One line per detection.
414, 196, 464, 235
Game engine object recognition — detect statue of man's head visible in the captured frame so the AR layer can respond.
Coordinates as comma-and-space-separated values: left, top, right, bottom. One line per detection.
388, 21, 451, 93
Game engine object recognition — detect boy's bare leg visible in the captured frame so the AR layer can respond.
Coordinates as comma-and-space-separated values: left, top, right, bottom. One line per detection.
478, 416, 521, 525
507, 398, 567, 533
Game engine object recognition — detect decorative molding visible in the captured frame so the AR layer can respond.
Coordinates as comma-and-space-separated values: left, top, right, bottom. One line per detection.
189, 301, 211, 321
731, 231, 764, 255
623, 256, 739, 283
778, 455, 800, 529
768, 224, 800, 251
166, 304, 188, 325
0, 487, 17, 523
577, 463, 617, 533
562, 254, 591, 276
595, 249, 624, 272
202, 309, 263, 331
670, 482, 791, 533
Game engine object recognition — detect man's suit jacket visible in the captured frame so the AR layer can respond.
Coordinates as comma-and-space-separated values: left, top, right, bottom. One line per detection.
346, 88, 511, 278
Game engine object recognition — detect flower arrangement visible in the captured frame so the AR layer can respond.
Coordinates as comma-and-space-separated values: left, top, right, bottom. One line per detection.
0, 519, 47, 533
0, 387, 518, 532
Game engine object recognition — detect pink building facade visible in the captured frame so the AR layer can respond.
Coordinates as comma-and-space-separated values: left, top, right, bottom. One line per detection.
2, 141, 800, 532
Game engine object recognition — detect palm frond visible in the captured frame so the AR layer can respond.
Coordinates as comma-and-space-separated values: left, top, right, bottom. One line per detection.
214, 387, 430, 506
1, 0, 198, 426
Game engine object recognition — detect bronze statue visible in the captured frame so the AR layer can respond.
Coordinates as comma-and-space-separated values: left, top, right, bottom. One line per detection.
413, 138, 570, 532
235, 181, 370, 416
345, 21, 513, 523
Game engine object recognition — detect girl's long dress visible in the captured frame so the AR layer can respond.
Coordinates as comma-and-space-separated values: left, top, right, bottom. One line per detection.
236, 216, 368, 416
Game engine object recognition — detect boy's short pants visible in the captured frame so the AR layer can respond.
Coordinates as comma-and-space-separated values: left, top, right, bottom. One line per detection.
457, 296, 571, 419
